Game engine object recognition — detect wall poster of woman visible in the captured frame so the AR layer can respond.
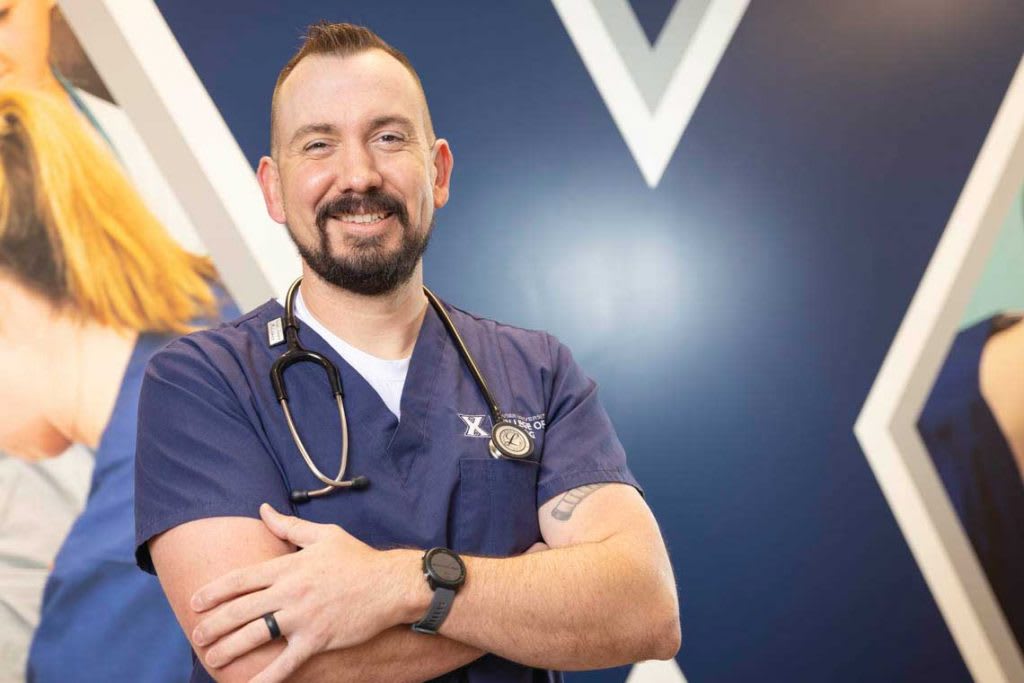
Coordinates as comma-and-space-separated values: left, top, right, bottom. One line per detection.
918, 186, 1024, 656
0, 1, 234, 680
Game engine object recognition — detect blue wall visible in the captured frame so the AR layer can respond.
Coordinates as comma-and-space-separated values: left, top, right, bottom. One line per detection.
155, 2, 1024, 680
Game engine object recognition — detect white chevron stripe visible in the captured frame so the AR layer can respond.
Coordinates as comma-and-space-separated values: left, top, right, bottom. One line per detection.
58, 0, 300, 308
552, 0, 749, 188
625, 658, 687, 683
854, 55, 1024, 682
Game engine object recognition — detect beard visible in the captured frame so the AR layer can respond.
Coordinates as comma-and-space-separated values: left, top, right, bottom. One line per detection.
289, 189, 433, 296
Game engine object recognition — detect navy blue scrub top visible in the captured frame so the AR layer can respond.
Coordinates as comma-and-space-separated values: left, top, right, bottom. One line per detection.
135, 297, 641, 683
918, 315, 1024, 649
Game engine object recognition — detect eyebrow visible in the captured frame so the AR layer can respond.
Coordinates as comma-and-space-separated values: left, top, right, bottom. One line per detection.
289, 123, 339, 147
367, 115, 417, 134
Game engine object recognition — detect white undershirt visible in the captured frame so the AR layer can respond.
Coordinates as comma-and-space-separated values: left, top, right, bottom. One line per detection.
292, 290, 410, 420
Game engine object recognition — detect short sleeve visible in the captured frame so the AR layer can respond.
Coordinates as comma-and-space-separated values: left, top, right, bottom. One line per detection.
134, 338, 290, 574
535, 336, 642, 506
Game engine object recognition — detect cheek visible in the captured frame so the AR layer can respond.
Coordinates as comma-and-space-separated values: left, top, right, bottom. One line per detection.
417, 180, 438, 224
0, 33, 18, 71
0, 19, 46, 75
389, 160, 434, 217
287, 164, 337, 217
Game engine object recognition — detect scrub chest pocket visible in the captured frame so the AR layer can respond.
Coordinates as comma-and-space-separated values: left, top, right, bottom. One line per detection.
452, 457, 541, 557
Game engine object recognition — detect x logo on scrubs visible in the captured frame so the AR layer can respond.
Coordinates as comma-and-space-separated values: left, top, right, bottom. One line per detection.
459, 414, 490, 438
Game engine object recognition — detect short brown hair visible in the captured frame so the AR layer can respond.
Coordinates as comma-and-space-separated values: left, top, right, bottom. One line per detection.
270, 22, 434, 153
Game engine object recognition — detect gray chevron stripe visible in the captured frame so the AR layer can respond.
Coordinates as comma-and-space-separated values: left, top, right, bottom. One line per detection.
592, 0, 713, 111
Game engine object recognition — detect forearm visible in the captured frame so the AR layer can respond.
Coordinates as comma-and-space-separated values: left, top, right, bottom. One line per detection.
291, 626, 483, 683
177, 488, 677, 681
395, 532, 679, 670
156, 518, 483, 683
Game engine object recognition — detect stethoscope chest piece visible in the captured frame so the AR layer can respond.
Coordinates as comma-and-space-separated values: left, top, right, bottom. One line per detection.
489, 421, 535, 460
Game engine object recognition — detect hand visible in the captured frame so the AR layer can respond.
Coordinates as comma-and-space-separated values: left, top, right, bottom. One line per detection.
190, 504, 415, 682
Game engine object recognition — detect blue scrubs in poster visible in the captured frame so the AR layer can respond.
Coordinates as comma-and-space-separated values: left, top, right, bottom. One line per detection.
919, 316, 1024, 649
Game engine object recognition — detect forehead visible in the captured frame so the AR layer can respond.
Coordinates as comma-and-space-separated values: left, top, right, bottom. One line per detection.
276, 50, 427, 139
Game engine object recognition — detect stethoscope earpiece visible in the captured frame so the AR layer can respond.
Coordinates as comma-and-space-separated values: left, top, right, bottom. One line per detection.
289, 475, 370, 504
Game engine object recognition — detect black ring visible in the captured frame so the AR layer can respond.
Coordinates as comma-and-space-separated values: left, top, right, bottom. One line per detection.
262, 612, 282, 640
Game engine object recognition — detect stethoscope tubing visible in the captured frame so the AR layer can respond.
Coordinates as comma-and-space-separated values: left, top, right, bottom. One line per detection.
273, 277, 533, 503
422, 287, 504, 424
279, 393, 352, 492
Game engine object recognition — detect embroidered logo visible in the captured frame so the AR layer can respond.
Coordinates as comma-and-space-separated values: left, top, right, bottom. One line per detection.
459, 414, 491, 438
458, 413, 547, 439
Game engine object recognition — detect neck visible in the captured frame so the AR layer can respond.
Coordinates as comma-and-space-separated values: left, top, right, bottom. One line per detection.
53, 317, 139, 450
35, 69, 72, 102
299, 265, 428, 360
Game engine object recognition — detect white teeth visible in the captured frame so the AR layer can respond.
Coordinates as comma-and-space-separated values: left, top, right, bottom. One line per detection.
336, 212, 387, 224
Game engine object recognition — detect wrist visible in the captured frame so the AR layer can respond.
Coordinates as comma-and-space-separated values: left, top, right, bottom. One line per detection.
387, 548, 433, 625
411, 548, 467, 635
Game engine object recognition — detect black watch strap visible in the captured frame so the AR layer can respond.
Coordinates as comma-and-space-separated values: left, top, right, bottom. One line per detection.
411, 586, 456, 635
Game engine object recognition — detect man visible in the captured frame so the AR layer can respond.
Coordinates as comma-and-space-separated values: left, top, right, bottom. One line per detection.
135, 22, 680, 683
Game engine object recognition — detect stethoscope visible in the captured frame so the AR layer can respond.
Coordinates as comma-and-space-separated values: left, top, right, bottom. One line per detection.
271, 278, 536, 504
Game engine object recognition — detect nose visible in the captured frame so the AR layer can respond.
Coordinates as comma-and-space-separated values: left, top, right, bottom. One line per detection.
337, 143, 383, 195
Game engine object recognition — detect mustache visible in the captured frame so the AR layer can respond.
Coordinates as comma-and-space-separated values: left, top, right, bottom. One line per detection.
315, 190, 408, 231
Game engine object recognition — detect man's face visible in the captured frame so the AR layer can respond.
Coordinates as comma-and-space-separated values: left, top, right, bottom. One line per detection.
0, 0, 56, 91
258, 49, 452, 296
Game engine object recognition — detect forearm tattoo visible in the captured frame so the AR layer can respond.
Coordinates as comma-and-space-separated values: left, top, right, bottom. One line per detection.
550, 483, 609, 521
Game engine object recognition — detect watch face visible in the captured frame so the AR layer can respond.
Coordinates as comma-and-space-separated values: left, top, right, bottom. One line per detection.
428, 549, 465, 586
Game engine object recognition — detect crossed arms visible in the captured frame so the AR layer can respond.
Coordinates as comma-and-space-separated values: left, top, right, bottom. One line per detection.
149, 482, 680, 683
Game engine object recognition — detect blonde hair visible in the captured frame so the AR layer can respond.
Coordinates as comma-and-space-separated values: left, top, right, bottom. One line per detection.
0, 88, 217, 333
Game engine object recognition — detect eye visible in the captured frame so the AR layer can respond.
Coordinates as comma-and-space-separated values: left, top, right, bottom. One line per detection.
303, 140, 329, 152
377, 133, 404, 144
0, 7, 10, 21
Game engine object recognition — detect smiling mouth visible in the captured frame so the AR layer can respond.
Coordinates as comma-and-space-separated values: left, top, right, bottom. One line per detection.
332, 211, 393, 224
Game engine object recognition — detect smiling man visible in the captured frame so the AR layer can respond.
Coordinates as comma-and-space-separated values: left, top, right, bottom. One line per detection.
135, 22, 680, 683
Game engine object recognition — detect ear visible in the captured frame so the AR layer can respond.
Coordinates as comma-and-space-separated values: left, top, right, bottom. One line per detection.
256, 156, 286, 224
430, 139, 453, 209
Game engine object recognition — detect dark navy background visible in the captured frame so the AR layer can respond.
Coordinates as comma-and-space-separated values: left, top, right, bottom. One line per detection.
154, 1, 1024, 680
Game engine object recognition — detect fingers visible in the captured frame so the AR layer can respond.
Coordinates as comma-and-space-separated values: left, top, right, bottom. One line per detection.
248, 636, 316, 683
203, 609, 290, 670
193, 589, 281, 648
260, 503, 334, 548
191, 555, 284, 612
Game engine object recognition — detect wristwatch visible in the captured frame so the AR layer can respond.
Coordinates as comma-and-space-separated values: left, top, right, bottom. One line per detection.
411, 547, 466, 634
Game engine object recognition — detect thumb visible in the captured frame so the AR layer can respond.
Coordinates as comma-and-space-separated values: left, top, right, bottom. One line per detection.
260, 503, 332, 548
